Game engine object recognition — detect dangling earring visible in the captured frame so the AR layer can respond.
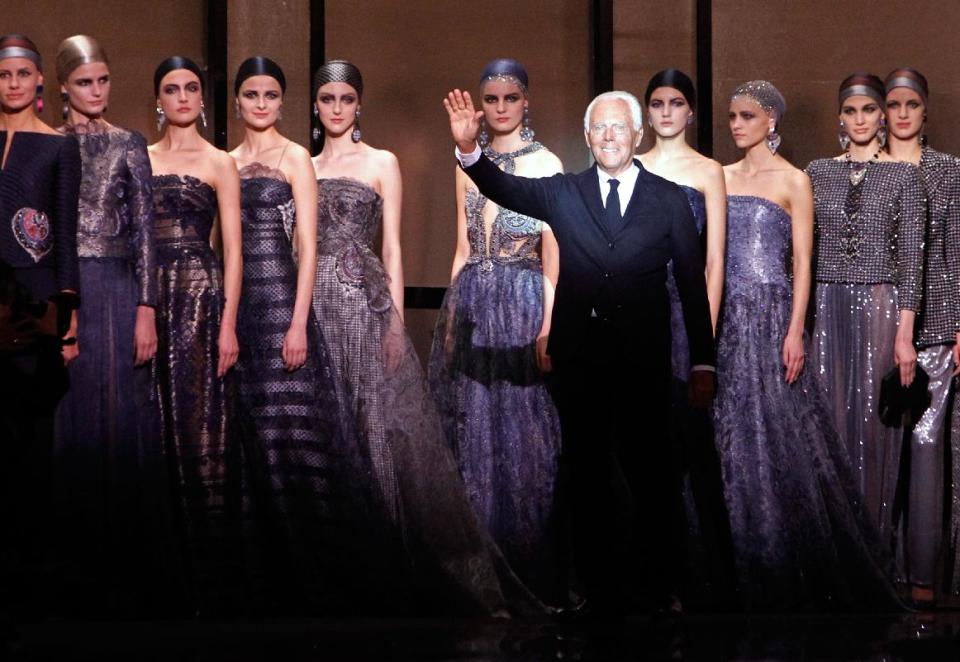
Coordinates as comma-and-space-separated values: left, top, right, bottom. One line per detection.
766, 127, 782, 154
478, 117, 490, 147
312, 105, 321, 141
156, 105, 166, 132
877, 116, 887, 149
686, 114, 695, 127
200, 103, 208, 129
277, 106, 283, 122
234, 99, 241, 119
351, 108, 362, 142
35, 83, 44, 114
838, 119, 850, 151
519, 106, 535, 142
61, 92, 70, 120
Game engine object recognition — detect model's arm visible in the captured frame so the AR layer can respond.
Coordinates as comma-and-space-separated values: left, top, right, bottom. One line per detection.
213, 151, 243, 377
701, 161, 727, 331
783, 171, 814, 384
126, 132, 158, 365
283, 145, 319, 371
379, 150, 404, 320
895, 168, 926, 386
55, 136, 82, 365
669, 186, 714, 371
450, 166, 471, 283
537, 226, 559, 373
534, 152, 563, 373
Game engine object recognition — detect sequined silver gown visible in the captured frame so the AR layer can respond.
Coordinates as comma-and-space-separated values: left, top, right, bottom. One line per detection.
806, 159, 925, 555
897, 148, 960, 594
428, 143, 561, 601
311, 177, 536, 616
152, 174, 242, 613
714, 195, 901, 610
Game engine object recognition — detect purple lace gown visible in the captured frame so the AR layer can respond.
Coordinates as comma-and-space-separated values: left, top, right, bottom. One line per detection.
152, 174, 242, 613
428, 142, 561, 601
713, 195, 901, 610
311, 177, 538, 616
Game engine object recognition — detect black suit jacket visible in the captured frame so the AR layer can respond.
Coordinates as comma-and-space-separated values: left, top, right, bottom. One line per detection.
462, 154, 714, 369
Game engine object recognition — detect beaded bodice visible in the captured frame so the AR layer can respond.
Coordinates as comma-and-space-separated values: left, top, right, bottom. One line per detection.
465, 142, 545, 272
151, 174, 218, 251
725, 196, 793, 296
806, 158, 925, 311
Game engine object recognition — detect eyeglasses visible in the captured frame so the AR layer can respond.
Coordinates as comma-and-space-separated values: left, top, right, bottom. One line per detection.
589, 122, 630, 136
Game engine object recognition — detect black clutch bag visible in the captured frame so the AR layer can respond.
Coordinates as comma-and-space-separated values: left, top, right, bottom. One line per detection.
878, 365, 930, 427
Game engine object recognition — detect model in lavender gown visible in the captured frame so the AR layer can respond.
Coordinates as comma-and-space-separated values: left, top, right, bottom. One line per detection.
310, 60, 539, 617
716, 81, 902, 610
428, 59, 562, 602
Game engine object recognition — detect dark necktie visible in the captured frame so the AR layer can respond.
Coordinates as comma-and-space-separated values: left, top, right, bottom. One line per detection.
605, 178, 621, 230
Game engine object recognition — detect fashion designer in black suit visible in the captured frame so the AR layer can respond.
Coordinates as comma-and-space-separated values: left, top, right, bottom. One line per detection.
444, 88, 715, 615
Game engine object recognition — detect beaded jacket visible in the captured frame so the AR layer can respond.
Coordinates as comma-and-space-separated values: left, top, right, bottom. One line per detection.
806, 158, 926, 312
915, 147, 960, 347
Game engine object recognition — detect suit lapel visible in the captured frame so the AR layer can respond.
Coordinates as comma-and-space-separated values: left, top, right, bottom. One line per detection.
577, 165, 613, 241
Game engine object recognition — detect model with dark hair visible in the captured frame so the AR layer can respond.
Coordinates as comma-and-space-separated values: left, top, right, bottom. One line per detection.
310, 59, 537, 617
638, 69, 731, 606
229, 56, 382, 613
884, 67, 960, 606
807, 73, 925, 557
148, 55, 243, 614
427, 58, 563, 601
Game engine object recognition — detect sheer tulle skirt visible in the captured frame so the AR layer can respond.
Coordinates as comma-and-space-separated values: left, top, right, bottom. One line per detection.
428, 260, 561, 600
52, 258, 169, 611
811, 282, 903, 550
312, 253, 539, 616
715, 282, 901, 610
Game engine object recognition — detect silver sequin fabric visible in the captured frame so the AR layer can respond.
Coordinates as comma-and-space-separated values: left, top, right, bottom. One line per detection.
806, 159, 925, 311
915, 148, 960, 347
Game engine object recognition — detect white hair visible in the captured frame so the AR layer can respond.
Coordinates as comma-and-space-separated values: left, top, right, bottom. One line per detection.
583, 91, 643, 132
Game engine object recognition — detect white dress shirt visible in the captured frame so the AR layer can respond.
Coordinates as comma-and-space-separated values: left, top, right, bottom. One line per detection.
597, 163, 639, 216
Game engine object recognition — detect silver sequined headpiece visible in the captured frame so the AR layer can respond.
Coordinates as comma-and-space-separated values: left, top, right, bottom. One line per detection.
479, 58, 529, 93
885, 76, 928, 105
731, 80, 786, 124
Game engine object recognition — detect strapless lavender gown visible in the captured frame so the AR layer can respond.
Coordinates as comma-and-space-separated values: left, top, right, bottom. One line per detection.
713, 195, 902, 611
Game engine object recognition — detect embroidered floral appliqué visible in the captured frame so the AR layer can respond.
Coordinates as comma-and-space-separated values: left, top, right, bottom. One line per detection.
12, 207, 52, 263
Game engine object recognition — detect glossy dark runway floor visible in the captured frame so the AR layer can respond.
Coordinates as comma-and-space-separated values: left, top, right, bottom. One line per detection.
5, 610, 960, 661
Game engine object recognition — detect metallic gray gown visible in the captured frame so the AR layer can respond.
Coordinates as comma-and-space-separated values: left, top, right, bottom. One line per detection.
311, 177, 537, 616
806, 158, 925, 554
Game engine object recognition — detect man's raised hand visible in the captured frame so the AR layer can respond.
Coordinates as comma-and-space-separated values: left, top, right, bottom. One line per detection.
444, 89, 484, 154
